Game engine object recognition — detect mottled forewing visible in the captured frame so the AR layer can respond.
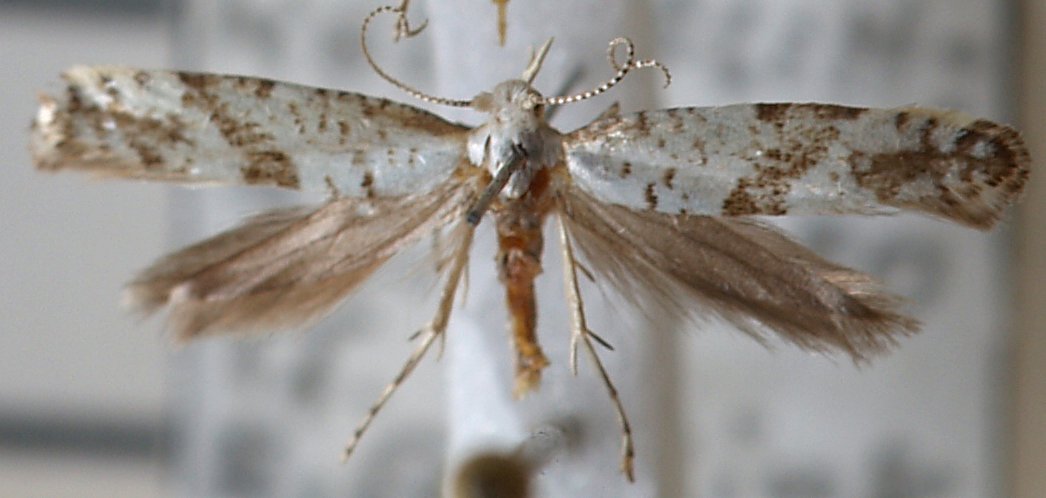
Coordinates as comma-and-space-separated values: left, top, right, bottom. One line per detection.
126, 176, 477, 340
559, 187, 918, 360
564, 103, 1028, 228
32, 66, 469, 197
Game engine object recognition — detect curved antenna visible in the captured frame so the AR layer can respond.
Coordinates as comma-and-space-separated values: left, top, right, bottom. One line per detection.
542, 37, 671, 106
360, 2, 473, 108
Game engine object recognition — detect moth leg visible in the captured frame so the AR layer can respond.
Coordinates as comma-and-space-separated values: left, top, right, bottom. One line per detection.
343, 223, 475, 461
466, 144, 526, 225
556, 218, 635, 482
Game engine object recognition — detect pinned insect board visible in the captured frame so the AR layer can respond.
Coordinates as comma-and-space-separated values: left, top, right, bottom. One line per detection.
32, 0, 1027, 496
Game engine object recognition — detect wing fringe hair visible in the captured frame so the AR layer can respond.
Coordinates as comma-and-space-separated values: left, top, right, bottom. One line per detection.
560, 188, 919, 361
125, 179, 472, 341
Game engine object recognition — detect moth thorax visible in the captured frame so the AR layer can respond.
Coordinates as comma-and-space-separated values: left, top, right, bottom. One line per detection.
464, 80, 548, 200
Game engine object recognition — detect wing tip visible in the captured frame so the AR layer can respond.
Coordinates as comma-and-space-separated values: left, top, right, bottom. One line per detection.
29, 76, 119, 175
855, 113, 1030, 230
30, 91, 67, 171
714, 285, 922, 362
934, 118, 1030, 230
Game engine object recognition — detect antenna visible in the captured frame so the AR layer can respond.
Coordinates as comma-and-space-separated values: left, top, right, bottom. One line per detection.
360, 1, 474, 108
543, 37, 671, 106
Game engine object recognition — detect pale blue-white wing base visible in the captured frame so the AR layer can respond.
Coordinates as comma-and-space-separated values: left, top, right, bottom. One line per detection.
31, 66, 470, 198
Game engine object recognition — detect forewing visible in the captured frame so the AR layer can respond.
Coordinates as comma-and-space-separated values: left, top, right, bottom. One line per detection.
559, 187, 919, 360
31, 66, 469, 197
126, 176, 477, 340
565, 103, 1028, 228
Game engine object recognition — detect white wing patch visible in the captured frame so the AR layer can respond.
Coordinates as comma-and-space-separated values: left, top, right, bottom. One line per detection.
31, 66, 470, 197
564, 103, 1028, 229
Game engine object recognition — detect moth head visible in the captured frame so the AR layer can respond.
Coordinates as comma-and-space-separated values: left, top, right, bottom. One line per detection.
470, 38, 553, 119
471, 80, 545, 121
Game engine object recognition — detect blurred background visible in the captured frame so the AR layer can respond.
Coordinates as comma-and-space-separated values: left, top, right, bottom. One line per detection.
1, 0, 1043, 497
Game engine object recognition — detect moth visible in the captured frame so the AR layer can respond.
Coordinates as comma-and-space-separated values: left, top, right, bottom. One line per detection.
29, 2, 1029, 482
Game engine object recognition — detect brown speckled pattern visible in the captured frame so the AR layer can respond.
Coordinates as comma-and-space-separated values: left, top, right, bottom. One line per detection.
565, 103, 1028, 227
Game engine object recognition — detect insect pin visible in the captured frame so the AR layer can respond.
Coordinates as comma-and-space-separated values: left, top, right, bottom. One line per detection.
30, 1, 1029, 482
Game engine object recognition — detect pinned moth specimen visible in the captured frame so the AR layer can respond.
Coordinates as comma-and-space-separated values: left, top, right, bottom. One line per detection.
29, 2, 1028, 482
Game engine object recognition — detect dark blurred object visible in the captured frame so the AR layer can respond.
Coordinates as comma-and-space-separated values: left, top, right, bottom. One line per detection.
0, 0, 165, 15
